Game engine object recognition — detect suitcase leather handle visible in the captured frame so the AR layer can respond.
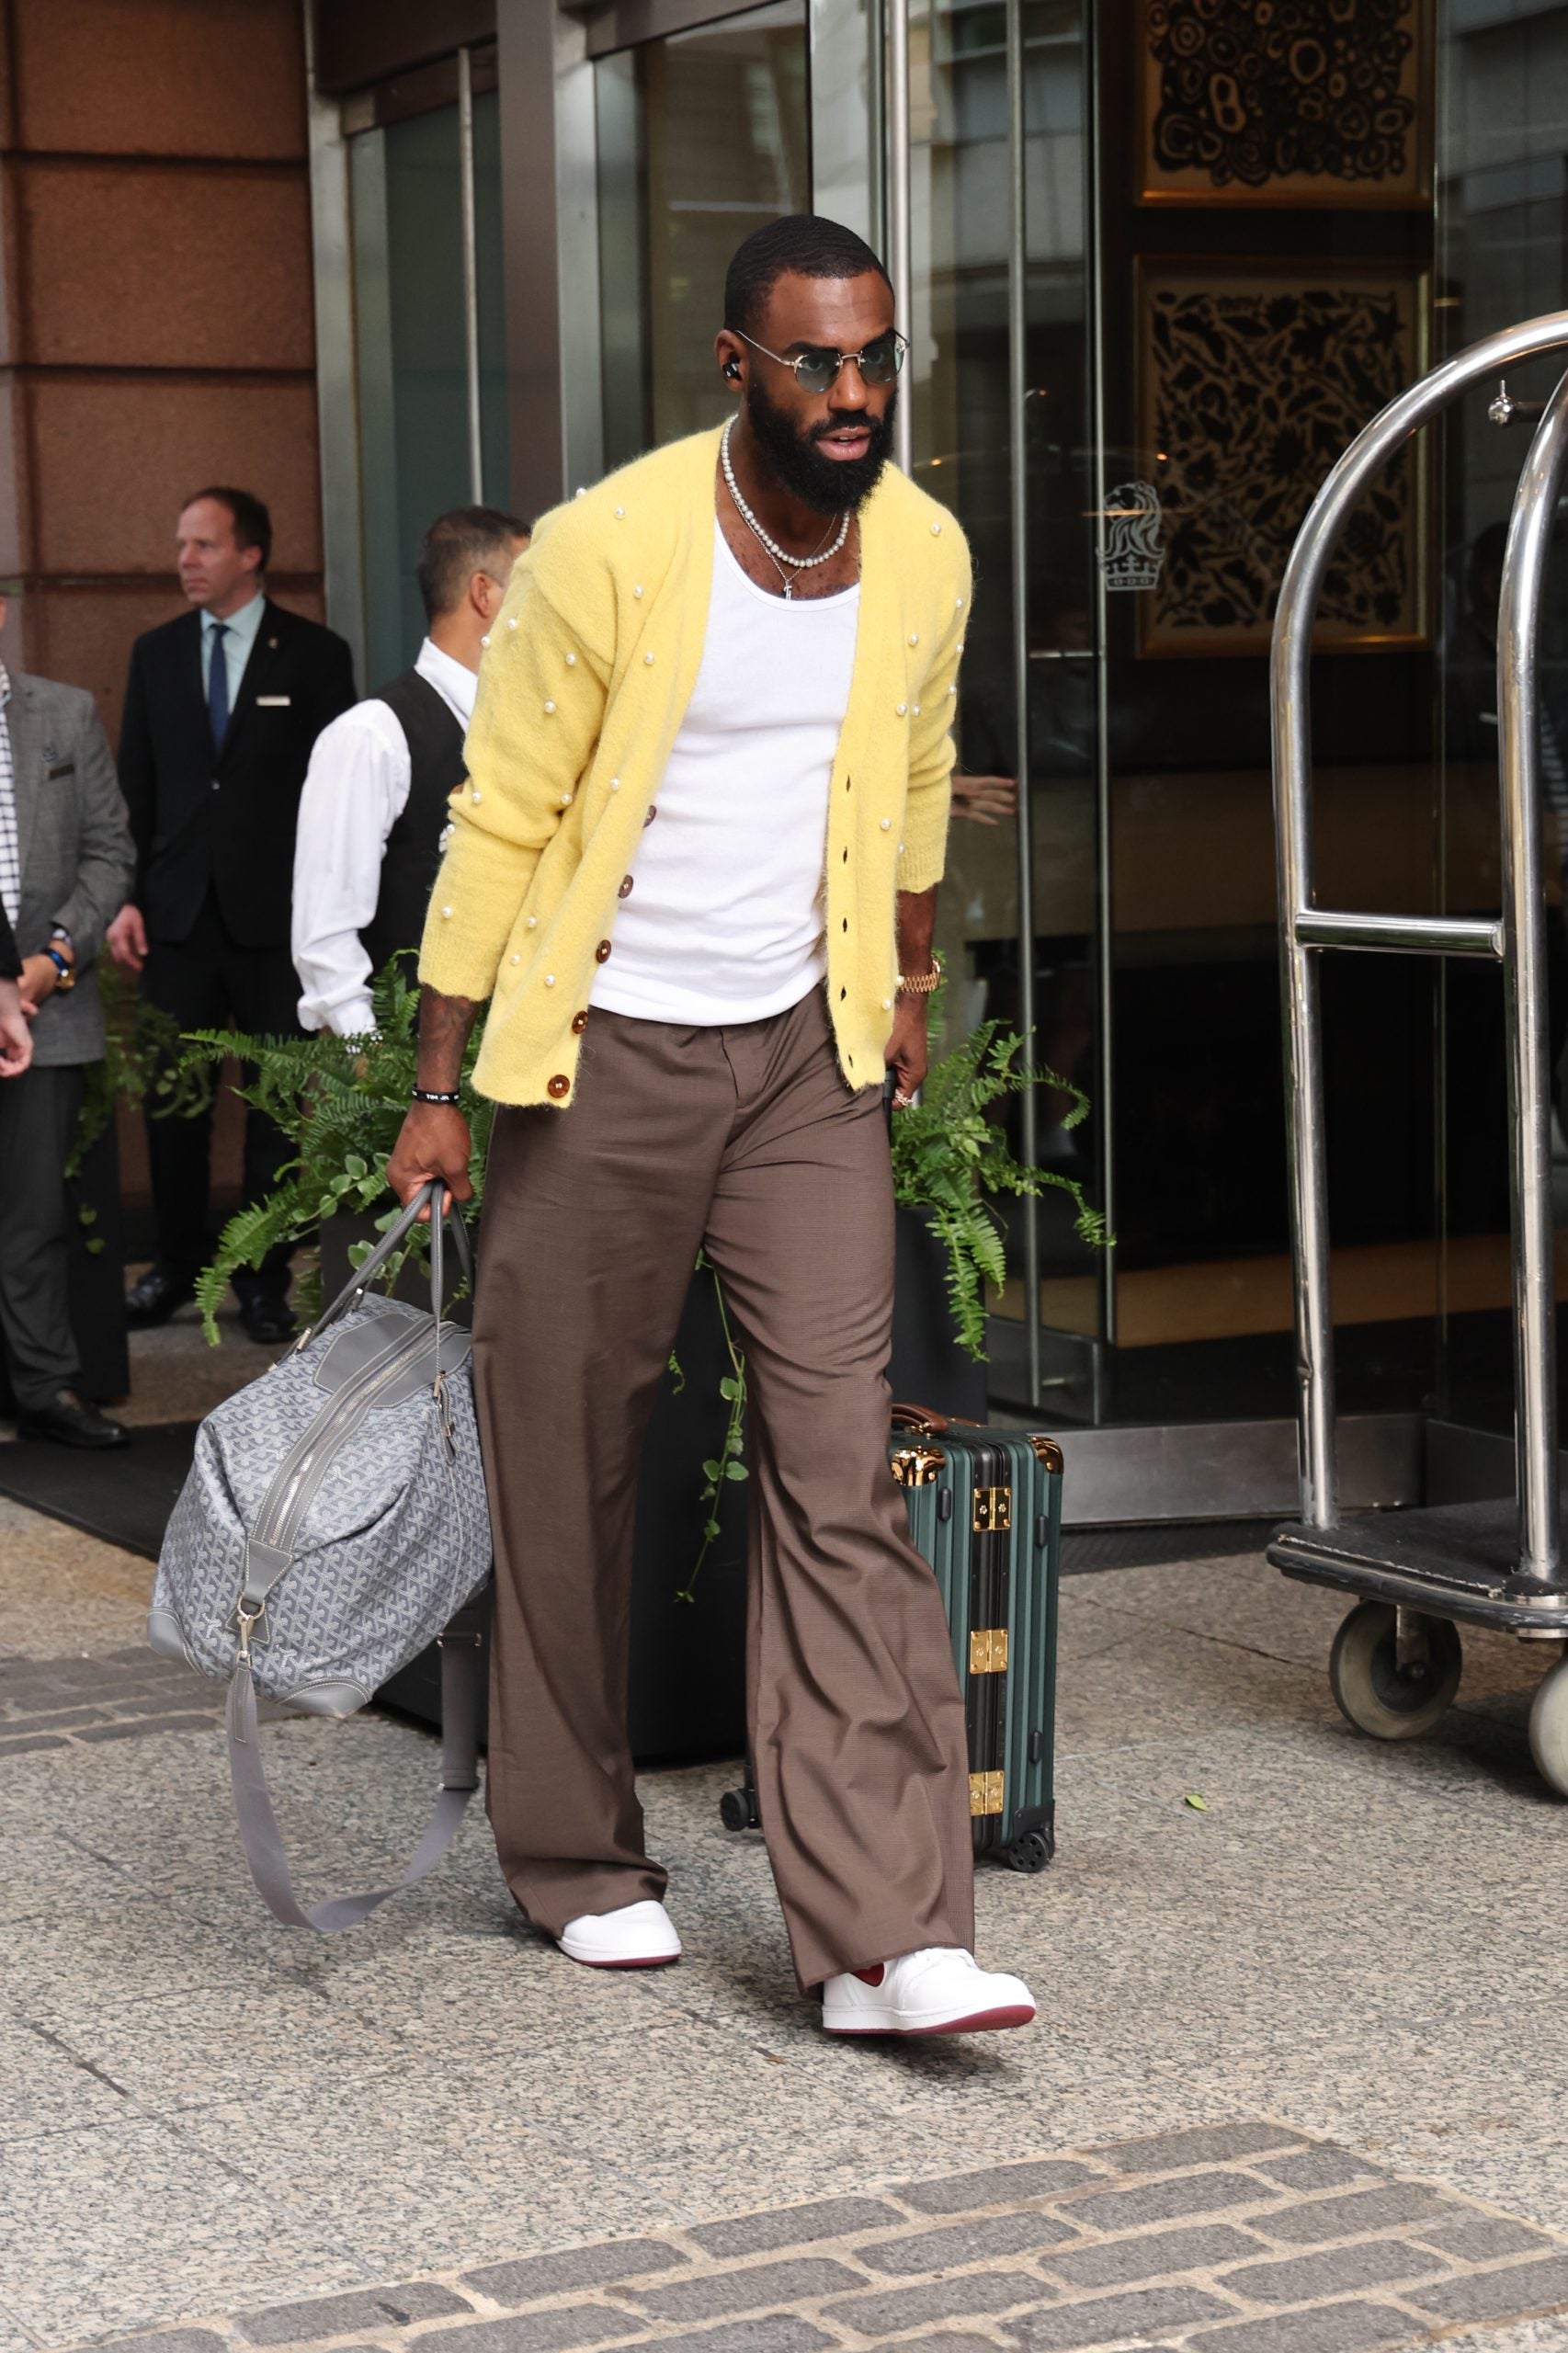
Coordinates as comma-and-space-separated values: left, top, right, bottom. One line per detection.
891, 1402, 984, 1435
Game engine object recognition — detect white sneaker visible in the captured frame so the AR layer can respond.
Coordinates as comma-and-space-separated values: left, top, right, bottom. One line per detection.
822, 1946, 1036, 2036
558, 1898, 682, 1969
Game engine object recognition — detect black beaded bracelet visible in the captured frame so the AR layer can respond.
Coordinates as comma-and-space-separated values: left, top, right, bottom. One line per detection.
410, 1086, 463, 1107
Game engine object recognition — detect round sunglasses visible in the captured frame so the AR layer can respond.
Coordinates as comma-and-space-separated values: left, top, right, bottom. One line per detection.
733, 326, 906, 396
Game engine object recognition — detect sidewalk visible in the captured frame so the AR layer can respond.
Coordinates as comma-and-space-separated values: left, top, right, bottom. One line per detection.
5, 1495, 1568, 2353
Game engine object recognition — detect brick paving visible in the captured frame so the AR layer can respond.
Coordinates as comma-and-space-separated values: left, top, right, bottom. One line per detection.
61, 2129, 1568, 2353
0, 1649, 219, 1751
0, 1647, 301, 1752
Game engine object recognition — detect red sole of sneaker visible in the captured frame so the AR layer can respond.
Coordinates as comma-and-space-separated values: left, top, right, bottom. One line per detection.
827, 2004, 1036, 2036
563, 1951, 682, 1970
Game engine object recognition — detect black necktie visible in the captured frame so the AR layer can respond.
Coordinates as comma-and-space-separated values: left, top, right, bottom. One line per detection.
209, 621, 230, 750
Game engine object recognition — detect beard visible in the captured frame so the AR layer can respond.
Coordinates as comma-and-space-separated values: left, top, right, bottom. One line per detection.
744, 376, 898, 516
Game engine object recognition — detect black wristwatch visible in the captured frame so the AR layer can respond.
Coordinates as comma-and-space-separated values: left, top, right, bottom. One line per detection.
46, 929, 75, 991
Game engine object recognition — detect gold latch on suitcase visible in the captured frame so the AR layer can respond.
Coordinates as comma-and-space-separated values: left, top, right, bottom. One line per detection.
892, 1443, 946, 1487
969, 1628, 1009, 1674
968, 1769, 1005, 1817
973, 1485, 1011, 1532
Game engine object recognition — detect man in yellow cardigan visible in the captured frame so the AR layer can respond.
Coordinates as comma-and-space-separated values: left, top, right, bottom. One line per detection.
388, 215, 1035, 2038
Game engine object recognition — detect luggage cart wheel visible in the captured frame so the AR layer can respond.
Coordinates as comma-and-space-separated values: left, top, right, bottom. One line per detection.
1006, 1826, 1055, 1874
1527, 1655, 1568, 1796
1328, 1601, 1461, 1740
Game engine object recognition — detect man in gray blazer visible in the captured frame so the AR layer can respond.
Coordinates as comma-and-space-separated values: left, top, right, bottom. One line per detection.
0, 616, 134, 1446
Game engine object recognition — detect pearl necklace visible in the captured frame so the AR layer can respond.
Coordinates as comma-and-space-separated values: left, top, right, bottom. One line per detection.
722, 417, 850, 598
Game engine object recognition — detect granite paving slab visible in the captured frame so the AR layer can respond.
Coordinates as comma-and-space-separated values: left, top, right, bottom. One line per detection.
11, 1506, 1568, 2353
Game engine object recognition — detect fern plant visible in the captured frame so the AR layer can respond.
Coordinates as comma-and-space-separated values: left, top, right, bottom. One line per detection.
890, 1018, 1111, 1359
176, 961, 492, 1343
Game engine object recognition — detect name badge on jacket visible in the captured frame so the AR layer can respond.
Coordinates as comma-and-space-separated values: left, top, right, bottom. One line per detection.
256, 695, 291, 708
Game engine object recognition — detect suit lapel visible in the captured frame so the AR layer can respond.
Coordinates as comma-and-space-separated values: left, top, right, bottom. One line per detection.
217, 598, 285, 770
6, 675, 44, 889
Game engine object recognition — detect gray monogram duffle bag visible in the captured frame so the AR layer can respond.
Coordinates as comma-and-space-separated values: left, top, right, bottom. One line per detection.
150, 1183, 491, 1932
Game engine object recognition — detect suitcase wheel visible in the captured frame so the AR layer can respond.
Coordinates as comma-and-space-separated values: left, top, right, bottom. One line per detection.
1006, 1824, 1055, 1874
720, 1785, 758, 1833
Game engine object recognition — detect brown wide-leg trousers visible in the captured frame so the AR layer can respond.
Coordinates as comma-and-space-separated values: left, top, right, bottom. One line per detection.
473, 984, 977, 1991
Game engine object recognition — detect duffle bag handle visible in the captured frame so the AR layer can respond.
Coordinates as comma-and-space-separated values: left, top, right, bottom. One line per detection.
306, 1178, 474, 1351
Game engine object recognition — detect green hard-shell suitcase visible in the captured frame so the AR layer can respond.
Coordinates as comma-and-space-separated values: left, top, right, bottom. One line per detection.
720, 1404, 1062, 1873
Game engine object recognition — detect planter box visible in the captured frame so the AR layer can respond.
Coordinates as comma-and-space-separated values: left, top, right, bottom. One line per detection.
888, 1204, 989, 1424
363, 1199, 985, 1767
349, 1223, 747, 1767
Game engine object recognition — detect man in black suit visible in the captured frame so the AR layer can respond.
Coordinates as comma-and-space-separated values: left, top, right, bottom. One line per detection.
108, 486, 355, 1341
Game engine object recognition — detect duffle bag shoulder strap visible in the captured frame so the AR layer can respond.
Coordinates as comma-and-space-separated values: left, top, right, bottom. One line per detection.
225, 1180, 483, 1935
227, 1610, 483, 1933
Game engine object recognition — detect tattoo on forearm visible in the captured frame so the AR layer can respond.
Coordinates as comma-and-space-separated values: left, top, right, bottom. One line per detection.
416, 986, 478, 1093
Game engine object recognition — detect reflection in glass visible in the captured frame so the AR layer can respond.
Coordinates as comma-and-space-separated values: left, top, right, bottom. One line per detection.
597, 3, 810, 475
1435, 0, 1568, 1435
909, 0, 1101, 1353
349, 77, 509, 684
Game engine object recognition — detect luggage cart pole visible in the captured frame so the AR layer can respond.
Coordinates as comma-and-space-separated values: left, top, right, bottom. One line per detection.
1267, 314, 1568, 1793
1496, 369, 1568, 1585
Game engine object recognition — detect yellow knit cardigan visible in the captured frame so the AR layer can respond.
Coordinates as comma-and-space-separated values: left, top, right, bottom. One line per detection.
418, 422, 972, 1108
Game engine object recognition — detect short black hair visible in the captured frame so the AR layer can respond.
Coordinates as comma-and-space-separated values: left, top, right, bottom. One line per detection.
182, 486, 272, 570
724, 214, 892, 343
415, 505, 529, 621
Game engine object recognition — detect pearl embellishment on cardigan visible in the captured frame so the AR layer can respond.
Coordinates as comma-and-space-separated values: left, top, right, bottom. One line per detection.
896, 702, 906, 716
880, 818, 892, 830
506, 616, 517, 631
644, 653, 654, 665
544, 700, 556, 713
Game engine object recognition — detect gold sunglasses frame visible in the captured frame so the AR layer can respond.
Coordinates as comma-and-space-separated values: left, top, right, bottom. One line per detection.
733, 327, 907, 393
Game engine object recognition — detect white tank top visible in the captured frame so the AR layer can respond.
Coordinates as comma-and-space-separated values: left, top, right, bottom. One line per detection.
592, 519, 860, 1026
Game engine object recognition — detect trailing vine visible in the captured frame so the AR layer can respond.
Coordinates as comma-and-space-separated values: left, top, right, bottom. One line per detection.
674, 1253, 748, 1605
66, 961, 213, 1254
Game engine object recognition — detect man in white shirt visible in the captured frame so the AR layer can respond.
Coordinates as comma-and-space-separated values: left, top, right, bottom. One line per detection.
292, 506, 528, 1039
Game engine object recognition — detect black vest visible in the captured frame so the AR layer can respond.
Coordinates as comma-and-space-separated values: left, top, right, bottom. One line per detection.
359, 667, 468, 983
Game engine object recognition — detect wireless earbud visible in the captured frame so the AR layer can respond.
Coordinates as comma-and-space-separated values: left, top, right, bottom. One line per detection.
723, 359, 742, 381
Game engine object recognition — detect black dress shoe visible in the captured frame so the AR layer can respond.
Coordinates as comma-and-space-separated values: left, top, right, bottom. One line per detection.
238, 1294, 296, 1345
18, 1388, 131, 1449
124, 1267, 195, 1328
